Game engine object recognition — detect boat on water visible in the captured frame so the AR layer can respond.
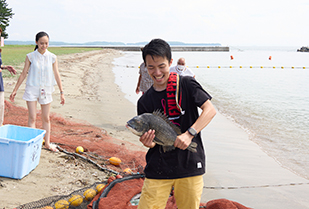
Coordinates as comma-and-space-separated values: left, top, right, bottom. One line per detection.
297, 46, 309, 52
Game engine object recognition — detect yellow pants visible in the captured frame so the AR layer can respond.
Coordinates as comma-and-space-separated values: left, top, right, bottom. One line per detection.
137, 175, 203, 209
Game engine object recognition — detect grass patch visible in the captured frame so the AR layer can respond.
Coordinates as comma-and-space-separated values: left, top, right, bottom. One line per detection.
1, 45, 100, 77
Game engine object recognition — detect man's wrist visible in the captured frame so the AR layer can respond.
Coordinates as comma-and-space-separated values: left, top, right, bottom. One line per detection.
187, 127, 198, 137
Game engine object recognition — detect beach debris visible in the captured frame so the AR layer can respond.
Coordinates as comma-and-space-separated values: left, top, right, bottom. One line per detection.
126, 110, 198, 152
0, 179, 5, 188
54, 199, 69, 209
108, 157, 121, 166
75, 146, 84, 153
83, 188, 97, 201
68, 194, 83, 206
130, 192, 142, 206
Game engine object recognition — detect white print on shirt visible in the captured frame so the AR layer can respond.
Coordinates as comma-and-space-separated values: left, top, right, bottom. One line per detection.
197, 162, 202, 169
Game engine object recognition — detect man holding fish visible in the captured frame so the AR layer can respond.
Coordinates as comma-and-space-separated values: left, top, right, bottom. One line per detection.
126, 38, 216, 209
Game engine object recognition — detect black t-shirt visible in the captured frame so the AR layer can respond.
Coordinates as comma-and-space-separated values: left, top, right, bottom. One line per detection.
137, 76, 212, 179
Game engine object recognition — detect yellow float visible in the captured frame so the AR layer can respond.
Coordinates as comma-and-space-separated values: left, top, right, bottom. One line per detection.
76, 146, 84, 153
84, 188, 97, 201
69, 195, 83, 207
96, 183, 106, 193
54, 200, 69, 209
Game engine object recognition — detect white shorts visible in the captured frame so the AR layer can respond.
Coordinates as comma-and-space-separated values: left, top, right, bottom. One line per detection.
23, 86, 54, 105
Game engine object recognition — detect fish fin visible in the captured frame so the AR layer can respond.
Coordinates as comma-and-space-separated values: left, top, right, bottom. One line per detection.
152, 110, 168, 120
187, 142, 198, 153
162, 146, 175, 153
171, 124, 182, 135
153, 137, 164, 145
152, 110, 182, 135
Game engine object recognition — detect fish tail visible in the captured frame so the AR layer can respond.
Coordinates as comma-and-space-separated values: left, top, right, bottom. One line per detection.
187, 142, 198, 153
162, 146, 175, 153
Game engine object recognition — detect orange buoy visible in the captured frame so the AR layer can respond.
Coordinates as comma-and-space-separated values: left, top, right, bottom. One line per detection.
269, 56, 272, 60
230, 55, 234, 60
108, 157, 121, 166
108, 176, 116, 183
123, 168, 133, 174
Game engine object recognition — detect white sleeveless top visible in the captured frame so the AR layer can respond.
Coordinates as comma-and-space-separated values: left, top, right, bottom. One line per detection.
26, 49, 57, 87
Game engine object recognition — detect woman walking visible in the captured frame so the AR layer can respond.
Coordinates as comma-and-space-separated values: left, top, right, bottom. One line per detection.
10, 31, 65, 151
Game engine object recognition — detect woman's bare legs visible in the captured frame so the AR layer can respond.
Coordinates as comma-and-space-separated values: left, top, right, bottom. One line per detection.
27, 101, 56, 151
41, 103, 55, 150
26, 101, 37, 128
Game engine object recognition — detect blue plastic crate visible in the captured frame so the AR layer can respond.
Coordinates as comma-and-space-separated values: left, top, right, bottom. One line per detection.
0, 124, 46, 179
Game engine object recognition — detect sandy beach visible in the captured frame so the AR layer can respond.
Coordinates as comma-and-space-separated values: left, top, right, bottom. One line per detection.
1, 49, 309, 209
4, 49, 142, 148
0, 49, 146, 209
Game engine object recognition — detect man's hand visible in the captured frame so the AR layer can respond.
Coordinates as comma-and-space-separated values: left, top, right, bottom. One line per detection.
174, 131, 194, 150
140, 129, 156, 148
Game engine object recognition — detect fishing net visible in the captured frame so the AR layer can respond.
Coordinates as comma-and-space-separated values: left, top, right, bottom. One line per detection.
3, 100, 146, 209
14, 142, 146, 209
16, 182, 103, 209
4, 100, 146, 174
3, 101, 249, 209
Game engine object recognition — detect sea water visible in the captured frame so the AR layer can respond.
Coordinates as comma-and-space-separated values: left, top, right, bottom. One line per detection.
112, 46, 309, 180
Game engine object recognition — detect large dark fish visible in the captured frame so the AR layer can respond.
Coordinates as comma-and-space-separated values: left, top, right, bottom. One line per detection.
126, 110, 197, 152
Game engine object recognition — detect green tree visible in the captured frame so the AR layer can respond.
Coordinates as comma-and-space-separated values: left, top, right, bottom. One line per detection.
0, 0, 14, 39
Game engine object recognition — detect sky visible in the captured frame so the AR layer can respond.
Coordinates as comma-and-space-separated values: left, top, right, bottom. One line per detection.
4, 0, 309, 46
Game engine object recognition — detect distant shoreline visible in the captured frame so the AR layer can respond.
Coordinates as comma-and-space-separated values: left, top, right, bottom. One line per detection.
4, 40, 222, 46
4, 40, 228, 51
57, 45, 230, 52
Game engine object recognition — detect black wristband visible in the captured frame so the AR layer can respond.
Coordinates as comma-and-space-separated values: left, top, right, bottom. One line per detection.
188, 127, 198, 137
